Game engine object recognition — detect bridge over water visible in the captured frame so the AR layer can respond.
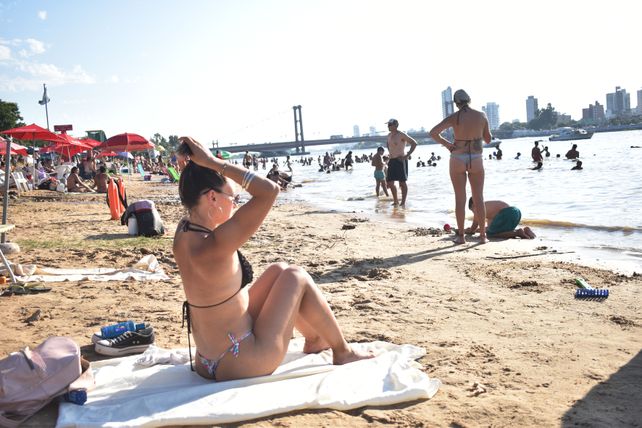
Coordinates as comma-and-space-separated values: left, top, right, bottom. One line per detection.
215, 132, 434, 154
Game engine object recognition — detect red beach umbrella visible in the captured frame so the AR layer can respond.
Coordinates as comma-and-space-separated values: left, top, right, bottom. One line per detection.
97, 133, 154, 152
96, 151, 119, 157
40, 134, 93, 159
0, 136, 28, 155
78, 138, 102, 148
1, 123, 66, 144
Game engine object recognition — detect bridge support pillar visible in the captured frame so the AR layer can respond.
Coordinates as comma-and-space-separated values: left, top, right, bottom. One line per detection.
293, 105, 305, 153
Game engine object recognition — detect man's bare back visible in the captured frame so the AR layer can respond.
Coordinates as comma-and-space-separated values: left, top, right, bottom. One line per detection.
484, 200, 510, 225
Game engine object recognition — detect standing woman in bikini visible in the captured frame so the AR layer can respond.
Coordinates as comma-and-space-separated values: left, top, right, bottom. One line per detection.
430, 89, 492, 244
173, 137, 372, 381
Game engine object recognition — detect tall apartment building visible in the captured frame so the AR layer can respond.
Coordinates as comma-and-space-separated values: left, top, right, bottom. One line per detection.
441, 86, 454, 119
526, 96, 538, 122
482, 102, 500, 130
353, 125, 360, 138
582, 101, 605, 122
637, 89, 642, 114
606, 86, 631, 117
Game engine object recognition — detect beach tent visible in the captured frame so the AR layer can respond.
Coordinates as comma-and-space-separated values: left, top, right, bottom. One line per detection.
97, 133, 154, 153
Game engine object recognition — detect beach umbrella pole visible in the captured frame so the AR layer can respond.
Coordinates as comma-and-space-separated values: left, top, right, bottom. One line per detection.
2, 137, 13, 243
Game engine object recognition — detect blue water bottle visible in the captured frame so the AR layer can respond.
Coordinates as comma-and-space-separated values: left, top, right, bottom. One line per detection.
63, 389, 87, 405
100, 321, 146, 339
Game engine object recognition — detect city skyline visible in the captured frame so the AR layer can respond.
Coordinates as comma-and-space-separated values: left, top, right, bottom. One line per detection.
1, 0, 641, 145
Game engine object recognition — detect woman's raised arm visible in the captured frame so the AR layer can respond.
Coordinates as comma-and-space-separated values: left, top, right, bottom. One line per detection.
178, 137, 279, 253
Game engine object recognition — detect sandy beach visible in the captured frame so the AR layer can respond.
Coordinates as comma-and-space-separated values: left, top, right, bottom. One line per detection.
1, 176, 640, 427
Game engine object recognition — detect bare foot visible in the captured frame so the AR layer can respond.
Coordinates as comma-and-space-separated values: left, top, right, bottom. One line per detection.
516, 228, 529, 239
303, 336, 331, 354
454, 235, 466, 245
392, 201, 399, 207
524, 227, 536, 239
333, 345, 375, 365
479, 235, 488, 244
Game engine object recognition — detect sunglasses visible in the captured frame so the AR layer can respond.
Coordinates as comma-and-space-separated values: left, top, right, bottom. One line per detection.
200, 188, 241, 205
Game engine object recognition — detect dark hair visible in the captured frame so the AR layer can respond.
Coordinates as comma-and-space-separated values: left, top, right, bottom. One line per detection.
71, 166, 78, 174
178, 161, 227, 210
99, 165, 106, 173
468, 197, 474, 210
377, 146, 384, 152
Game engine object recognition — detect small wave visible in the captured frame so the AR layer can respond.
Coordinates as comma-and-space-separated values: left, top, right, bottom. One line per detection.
523, 219, 641, 233
346, 194, 378, 201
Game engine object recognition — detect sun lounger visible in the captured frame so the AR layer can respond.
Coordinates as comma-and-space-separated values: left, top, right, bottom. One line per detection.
137, 164, 146, 179
167, 166, 180, 183
0, 224, 19, 285
11, 172, 30, 194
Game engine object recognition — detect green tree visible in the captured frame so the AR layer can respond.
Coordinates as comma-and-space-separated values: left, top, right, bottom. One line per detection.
0, 99, 25, 132
150, 133, 168, 150
167, 135, 179, 151
528, 103, 558, 130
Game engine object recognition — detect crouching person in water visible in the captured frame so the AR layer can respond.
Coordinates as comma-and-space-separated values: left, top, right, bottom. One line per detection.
173, 136, 373, 381
466, 198, 536, 240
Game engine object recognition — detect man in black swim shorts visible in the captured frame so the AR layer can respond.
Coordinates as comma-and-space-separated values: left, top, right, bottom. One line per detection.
385, 118, 417, 206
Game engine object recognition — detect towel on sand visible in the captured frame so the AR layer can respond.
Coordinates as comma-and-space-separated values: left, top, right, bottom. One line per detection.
5, 255, 169, 283
56, 339, 440, 427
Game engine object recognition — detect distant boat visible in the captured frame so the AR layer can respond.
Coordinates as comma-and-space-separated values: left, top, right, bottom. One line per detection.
549, 128, 594, 141
332, 149, 342, 155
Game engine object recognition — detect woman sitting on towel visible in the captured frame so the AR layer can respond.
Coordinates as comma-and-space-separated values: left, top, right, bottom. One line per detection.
173, 137, 372, 381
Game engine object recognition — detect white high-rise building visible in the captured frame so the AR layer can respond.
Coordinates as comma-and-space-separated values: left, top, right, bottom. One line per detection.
637, 89, 642, 114
606, 86, 630, 117
482, 102, 500, 130
353, 125, 360, 137
526, 96, 538, 122
369, 126, 377, 136
441, 86, 454, 119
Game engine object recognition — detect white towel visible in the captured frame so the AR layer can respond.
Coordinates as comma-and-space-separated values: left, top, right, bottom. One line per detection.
56, 340, 440, 427
8, 255, 169, 283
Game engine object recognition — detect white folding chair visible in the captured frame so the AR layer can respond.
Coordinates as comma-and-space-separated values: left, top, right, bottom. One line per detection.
11, 172, 30, 194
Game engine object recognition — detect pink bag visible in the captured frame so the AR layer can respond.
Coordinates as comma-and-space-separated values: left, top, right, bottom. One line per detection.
0, 336, 94, 427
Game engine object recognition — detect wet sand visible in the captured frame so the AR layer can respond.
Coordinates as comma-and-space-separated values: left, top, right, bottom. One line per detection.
1, 177, 640, 427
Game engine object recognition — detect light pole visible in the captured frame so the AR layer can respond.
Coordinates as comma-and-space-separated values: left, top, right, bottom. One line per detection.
38, 83, 50, 130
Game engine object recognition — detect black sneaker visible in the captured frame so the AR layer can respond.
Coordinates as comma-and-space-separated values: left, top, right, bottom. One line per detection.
94, 327, 155, 356
91, 323, 151, 344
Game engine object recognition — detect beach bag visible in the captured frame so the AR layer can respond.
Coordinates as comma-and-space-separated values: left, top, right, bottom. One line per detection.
0, 336, 94, 427
120, 199, 165, 237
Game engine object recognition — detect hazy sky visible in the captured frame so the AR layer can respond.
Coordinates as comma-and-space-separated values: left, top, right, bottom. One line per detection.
1, 0, 640, 146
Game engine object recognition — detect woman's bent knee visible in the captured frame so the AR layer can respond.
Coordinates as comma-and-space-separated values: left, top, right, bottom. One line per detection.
266, 262, 289, 275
